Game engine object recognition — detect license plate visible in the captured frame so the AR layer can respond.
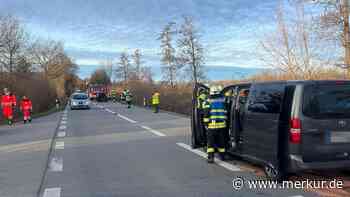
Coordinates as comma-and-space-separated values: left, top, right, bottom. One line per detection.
331, 132, 350, 143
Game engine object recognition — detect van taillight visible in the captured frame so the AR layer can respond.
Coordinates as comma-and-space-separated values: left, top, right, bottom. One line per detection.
290, 118, 301, 144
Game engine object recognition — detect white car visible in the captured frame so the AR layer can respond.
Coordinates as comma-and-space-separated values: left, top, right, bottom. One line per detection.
70, 93, 90, 110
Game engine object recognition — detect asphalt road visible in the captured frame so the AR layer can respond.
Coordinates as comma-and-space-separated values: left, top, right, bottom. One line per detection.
0, 102, 317, 197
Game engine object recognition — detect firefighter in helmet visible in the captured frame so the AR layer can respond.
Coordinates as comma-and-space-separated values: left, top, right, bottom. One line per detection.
20, 96, 33, 123
1, 88, 15, 125
124, 89, 133, 108
203, 85, 228, 163
152, 90, 160, 113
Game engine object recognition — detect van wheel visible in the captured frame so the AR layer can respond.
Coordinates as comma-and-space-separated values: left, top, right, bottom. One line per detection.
264, 164, 284, 182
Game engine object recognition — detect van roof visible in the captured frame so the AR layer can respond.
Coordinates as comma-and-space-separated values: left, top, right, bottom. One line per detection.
250, 80, 350, 85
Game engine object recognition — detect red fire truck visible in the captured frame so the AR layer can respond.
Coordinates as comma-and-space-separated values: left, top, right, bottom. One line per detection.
88, 84, 111, 100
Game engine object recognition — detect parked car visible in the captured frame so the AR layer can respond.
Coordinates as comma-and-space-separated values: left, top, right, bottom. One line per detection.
70, 93, 90, 110
96, 92, 108, 102
192, 81, 350, 181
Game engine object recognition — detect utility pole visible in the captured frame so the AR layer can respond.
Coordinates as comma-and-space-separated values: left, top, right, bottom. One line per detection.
342, 0, 350, 77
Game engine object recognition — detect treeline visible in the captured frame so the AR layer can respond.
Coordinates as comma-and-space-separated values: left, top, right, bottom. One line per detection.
0, 15, 79, 121
257, 0, 350, 81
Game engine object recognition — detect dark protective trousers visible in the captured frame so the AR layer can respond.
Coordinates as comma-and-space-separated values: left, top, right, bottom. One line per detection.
207, 128, 226, 153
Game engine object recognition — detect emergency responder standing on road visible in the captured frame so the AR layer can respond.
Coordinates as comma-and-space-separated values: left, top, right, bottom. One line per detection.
55, 98, 60, 110
152, 90, 160, 113
1, 88, 15, 125
203, 85, 228, 163
20, 96, 33, 124
121, 89, 127, 104
125, 89, 133, 108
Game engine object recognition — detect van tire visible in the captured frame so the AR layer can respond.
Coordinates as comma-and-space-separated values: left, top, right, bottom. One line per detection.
264, 164, 285, 182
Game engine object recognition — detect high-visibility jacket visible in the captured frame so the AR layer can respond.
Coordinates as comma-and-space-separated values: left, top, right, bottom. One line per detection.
152, 92, 160, 105
197, 93, 207, 109
1, 95, 14, 119
20, 99, 32, 111
203, 96, 227, 129
20, 99, 32, 118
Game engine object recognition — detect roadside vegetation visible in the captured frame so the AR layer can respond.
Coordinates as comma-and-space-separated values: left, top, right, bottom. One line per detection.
0, 15, 80, 122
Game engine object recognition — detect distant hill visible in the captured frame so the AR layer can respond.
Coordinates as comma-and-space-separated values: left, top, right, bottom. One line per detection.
77, 65, 265, 81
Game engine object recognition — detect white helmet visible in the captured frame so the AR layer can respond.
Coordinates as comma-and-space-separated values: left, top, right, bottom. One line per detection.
209, 85, 223, 95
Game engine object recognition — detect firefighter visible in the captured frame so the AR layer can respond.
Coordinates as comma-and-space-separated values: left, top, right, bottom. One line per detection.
20, 96, 33, 123
143, 97, 147, 107
1, 88, 15, 125
152, 90, 160, 113
121, 89, 127, 103
55, 98, 60, 110
203, 85, 228, 163
125, 89, 133, 108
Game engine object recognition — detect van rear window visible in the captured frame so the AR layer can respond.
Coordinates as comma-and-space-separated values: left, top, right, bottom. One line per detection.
303, 84, 350, 119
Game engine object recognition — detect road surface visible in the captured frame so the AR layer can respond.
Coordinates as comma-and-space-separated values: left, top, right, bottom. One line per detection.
1, 102, 321, 197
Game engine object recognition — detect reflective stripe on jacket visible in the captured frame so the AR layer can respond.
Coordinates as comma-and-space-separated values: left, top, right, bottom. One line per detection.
204, 97, 227, 129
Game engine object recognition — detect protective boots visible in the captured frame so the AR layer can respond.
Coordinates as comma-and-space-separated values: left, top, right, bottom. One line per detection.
207, 153, 214, 163
219, 153, 226, 161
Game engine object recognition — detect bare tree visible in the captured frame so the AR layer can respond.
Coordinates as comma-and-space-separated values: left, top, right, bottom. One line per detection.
28, 39, 65, 78
260, 1, 329, 79
177, 16, 205, 83
311, 0, 350, 75
140, 66, 153, 83
132, 49, 144, 80
115, 52, 132, 83
90, 68, 111, 85
0, 15, 27, 72
101, 59, 113, 80
158, 22, 180, 87
15, 55, 32, 73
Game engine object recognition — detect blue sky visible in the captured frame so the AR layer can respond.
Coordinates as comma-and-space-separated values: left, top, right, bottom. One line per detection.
0, 0, 281, 79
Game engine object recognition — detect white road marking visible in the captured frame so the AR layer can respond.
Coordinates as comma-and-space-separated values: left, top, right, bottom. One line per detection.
59, 125, 66, 130
141, 125, 166, 137
105, 109, 116, 114
117, 114, 137, 123
176, 142, 241, 172
55, 141, 64, 150
49, 157, 63, 172
43, 187, 61, 197
60, 120, 67, 125
57, 131, 66, 138
61, 117, 67, 121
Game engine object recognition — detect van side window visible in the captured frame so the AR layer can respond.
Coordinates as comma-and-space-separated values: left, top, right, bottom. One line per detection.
247, 84, 284, 114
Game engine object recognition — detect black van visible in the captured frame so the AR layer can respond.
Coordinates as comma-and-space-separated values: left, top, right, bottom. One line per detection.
192, 81, 350, 180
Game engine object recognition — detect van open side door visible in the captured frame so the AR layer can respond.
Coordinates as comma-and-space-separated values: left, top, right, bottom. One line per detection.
191, 83, 209, 148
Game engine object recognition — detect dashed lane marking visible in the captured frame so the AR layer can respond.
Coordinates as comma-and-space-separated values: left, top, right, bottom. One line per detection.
57, 131, 66, 138
105, 108, 116, 114
49, 157, 63, 172
117, 114, 137, 123
55, 141, 64, 150
43, 187, 61, 197
60, 120, 67, 125
176, 142, 241, 172
61, 117, 67, 120
141, 125, 166, 137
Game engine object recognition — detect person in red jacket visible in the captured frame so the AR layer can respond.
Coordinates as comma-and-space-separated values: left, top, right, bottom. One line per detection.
20, 96, 32, 123
1, 88, 14, 125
